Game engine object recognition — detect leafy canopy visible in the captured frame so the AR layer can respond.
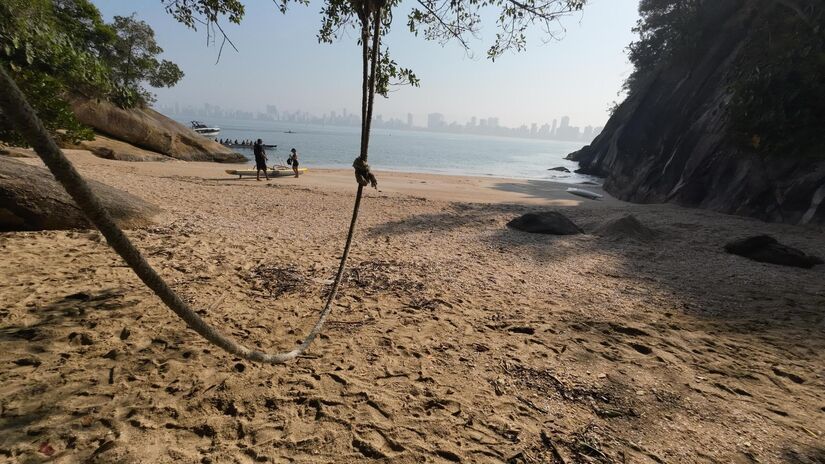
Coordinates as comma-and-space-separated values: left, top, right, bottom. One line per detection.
0, 0, 183, 144
624, 0, 700, 93
164, 0, 587, 80
107, 14, 185, 106
729, 1, 825, 158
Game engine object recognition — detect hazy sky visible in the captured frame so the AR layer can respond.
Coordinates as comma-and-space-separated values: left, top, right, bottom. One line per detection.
94, 0, 640, 128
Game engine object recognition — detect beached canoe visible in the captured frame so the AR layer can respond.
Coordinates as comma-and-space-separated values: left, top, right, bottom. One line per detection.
566, 187, 603, 200
225, 167, 308, 178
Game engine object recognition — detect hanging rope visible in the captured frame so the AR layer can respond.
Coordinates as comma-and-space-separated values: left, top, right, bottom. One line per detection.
0, 65, 377, 364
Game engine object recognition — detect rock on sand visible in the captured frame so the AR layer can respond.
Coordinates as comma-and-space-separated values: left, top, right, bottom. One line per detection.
507, 211, 583, 235
0, 157, 160, 231
724, 235, 823, 269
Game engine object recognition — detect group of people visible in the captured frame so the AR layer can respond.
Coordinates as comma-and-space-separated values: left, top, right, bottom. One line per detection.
253, 138, 300, 181
219, 139, 256, 146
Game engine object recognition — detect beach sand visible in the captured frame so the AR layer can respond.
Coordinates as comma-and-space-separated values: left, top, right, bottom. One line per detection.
1, 151, 823, 463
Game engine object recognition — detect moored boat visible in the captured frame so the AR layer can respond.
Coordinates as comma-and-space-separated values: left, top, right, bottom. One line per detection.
191, 121, 220, 137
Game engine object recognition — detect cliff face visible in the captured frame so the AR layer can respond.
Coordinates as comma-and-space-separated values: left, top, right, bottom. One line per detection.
70, 97, 245, 163
569, 1, 825, 225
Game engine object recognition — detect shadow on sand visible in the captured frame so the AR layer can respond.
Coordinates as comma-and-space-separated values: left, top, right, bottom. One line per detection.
0, 289, 137, 457
490, 179, 610, 206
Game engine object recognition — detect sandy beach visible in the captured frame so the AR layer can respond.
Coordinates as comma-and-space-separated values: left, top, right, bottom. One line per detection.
1, 151, 823, 463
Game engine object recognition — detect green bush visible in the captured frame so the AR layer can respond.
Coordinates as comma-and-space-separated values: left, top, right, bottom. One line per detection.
729, 3, 825, 158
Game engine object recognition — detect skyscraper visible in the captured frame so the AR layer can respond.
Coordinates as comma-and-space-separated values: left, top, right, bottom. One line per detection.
427, 113, 445, 129
583, 125, 594, 141
539, 123, 550, 137
407, 113, 414, 128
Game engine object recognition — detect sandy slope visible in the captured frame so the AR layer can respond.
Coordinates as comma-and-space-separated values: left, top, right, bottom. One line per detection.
1, 151, 823, 463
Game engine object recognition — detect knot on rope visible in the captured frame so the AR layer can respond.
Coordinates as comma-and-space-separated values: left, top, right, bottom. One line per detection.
353, 157, 378, 189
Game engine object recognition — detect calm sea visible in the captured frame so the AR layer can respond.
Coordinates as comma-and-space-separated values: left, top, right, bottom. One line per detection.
181, 117, 596, 184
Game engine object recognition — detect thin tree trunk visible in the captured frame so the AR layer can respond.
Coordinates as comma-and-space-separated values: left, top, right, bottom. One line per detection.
359, 20, 370, 159
361, 7, 382, 163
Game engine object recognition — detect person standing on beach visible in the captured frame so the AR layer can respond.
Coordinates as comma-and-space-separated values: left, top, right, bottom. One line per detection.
253, 139, 269, 181
289, 148, 300, 178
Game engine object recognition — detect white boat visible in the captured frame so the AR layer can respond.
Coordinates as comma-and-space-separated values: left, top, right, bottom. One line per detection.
190, 121, 220, 137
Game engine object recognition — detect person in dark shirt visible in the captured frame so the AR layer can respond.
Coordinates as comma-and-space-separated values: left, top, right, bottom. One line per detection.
289, 148, 300, 178
253, 139, 269, 181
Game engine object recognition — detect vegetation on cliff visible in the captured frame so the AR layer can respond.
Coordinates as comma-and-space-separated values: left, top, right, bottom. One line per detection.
0, 0, 183, 145
625, 0, 824, 158
729, 2, 825, 158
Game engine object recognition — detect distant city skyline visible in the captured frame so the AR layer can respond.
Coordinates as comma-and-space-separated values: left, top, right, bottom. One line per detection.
94, 0, 640, 131
157, 102, 603, 143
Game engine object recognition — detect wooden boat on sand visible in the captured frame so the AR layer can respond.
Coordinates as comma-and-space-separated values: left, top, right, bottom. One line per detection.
225, 166, 308, 178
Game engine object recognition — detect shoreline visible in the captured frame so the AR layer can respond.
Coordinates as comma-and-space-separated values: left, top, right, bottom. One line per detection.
14, 149, 618, 207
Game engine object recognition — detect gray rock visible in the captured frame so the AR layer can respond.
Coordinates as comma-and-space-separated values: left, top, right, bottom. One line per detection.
0, 157, 160, 231
0, 147, 36, 158
724, 235, 822, 269
507, 212, 583, 235
70, 97, 245, 163
548, 166, 571, 173
566, 2, 825, 225
78, 134, 170, 162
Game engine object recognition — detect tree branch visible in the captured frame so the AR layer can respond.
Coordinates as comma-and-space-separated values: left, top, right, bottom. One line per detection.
414, 0, 470, 51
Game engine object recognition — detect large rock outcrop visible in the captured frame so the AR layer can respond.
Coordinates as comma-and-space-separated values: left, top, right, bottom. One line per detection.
568, 1, 825, 225
77, 134, 170, 162
70, 97, 244, 163
0, 157, 160, 231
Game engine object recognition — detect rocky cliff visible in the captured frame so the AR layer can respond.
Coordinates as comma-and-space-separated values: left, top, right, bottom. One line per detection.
70, 97, 245, 163
569, 1, 825, 225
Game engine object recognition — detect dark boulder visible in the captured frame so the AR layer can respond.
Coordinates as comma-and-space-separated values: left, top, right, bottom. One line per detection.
724, 235, 823, 269
548, 166, 571, 173
507, 212, 583, 235
0, 157, 160, 231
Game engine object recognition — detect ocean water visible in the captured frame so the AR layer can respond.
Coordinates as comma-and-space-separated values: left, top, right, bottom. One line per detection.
183, 117, 597, 183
